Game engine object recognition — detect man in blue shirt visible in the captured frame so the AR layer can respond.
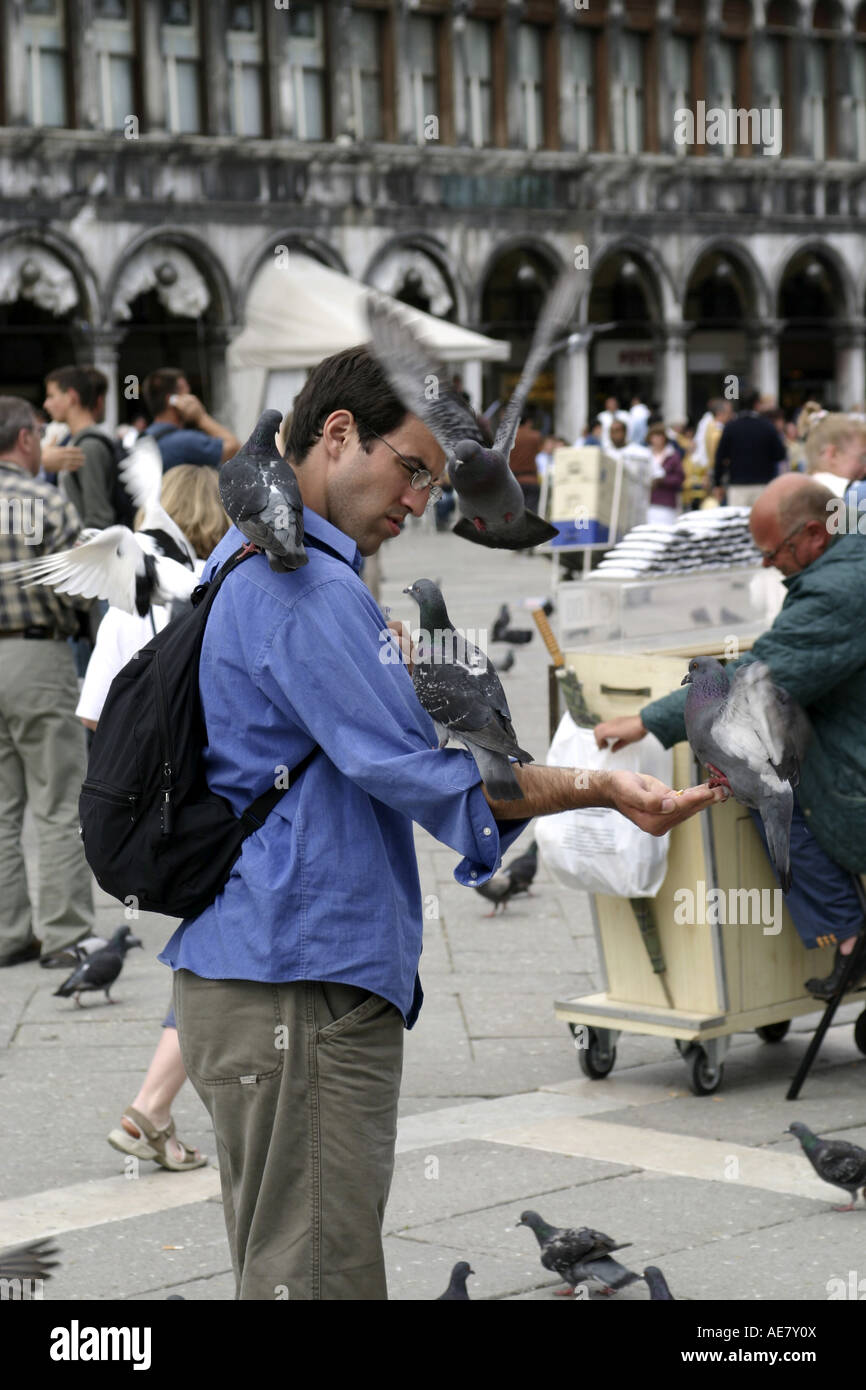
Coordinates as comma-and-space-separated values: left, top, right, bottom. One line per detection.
160, 346, 721, 1301
142, 367, 240, 470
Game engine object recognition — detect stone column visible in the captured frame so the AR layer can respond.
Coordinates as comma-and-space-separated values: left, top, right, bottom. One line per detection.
77, 328, 123, 433
606, 2, 625, 153
69, 0, 98, 130
328, 0, 355, 140
789, 22, 811, 159
206, 327, 235, 428
201, 0, 231, 136
661, 322, 690, 422
460, 360, 483, 412
655, 8, 674, 154
451, 1, 470, 146
265, 0, 293, 136
833, 31, 855, 163
394, 1, 415, 143
837, 320, 866, 410
140, 0, 166, 133
557, 2, 577, 153
749, 319, 780, 405
504, 0, 524, 149
556, 334, 590, 444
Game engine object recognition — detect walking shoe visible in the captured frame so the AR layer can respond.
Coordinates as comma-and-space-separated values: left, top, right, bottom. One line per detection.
0, 940, 42, 968
805, 941, 866, 1000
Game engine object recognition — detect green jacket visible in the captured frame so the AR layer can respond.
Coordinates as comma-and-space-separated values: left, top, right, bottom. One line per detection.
640, 533, 866, 873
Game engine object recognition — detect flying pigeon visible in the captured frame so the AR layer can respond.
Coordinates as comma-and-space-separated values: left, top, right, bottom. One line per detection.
53, 925, 142, 1007
644, 1266, 675, 1300
518, 1210, 634, 1295
436, 1261, 474, 1300
403, 579, 533, 801
119, 433, 198, 570
501, 626, 533, 645
788, 1122, 866, 1211
0, 1237, 60, 1293
218, 409, 307, 571
367, 270, 585, 550
475, 841, 537, 914
681, 656, 809, 893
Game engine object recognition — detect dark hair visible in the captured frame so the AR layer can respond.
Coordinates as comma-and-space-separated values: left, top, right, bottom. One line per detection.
287, 345, 408, 464
142, 367, 186, 418
743, 388, 761, 411
45, 364, 107, 413
0, 396, 38, 454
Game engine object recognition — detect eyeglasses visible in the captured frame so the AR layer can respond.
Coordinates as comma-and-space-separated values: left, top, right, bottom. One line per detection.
359, 424, 443, 504
759, 521, 807, 565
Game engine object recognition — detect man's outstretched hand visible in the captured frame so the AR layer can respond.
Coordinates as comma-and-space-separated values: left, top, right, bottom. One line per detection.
606, 770, 728, 837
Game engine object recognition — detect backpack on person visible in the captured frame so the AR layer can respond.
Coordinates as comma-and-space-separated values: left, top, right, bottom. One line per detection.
74, 428, 138, 529
78, 544, 317, 918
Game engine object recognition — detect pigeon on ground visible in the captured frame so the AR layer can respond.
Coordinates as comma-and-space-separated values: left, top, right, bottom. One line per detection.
367, 270, 585, 550
436, 1261, 474, 1300
518, 1210, 635, 1295
53, 925, 142, 1007
681, 656, 810, 893
788, 1122, 866, 1211
493, 649, 515, 674
492, 604, 510, 642
644, 1266, 675, 1300
219, 409, 306, 571
0, 1237, 60, 1293
40, 934, 108, 970
403, 579, 533, 801
475, 841, 538, 914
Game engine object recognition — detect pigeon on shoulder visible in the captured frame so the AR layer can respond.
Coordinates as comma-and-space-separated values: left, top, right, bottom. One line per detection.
436, 1261, 474, 1300
681, 656, 809, 893
218, 409, 307, 571
367, 271, 584, 550
404, 579, 532, 801
788, 1122, 866, 1211
53, 925, 142, 1007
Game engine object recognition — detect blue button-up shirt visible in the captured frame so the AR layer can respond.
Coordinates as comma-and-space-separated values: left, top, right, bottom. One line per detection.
159, 510, 528, 1025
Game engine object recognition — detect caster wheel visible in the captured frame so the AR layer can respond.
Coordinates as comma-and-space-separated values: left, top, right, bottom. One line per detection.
573, 1025, 617, 1080
854, 1010, 866, 1056
756, 1020, 791, 1044
684, 1045, 724, 1096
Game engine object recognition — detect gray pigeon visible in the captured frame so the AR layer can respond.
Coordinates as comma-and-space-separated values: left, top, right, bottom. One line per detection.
788, 1122, 866, 1211
404, 579, 533, 801
493, 648, 515, 674
644, 1265, 675, 1300
53, 925, 142, 1007
367, 270, 585, 550
681, 656, 809, 893
436, 1261, 474, 1300
218, 410, 307, 571
517, 1210, 635, 1295
40, 934, 108, 970
475, 841, 537, 914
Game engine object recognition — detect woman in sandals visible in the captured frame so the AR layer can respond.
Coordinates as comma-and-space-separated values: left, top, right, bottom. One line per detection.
76, 464, 229, 1170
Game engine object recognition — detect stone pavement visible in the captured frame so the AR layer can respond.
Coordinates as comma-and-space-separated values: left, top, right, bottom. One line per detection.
1, 520, 864, 1303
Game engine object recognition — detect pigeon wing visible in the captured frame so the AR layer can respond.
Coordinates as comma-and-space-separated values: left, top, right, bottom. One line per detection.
119, 435, 196, 566
77, 948, 124, 990
728, 663, 804, 783
493, 268, 585, 461
0, 526, 143, 613
414, 662, 530, 759
817, 1140, 866, 1187
366, 296, 487, 454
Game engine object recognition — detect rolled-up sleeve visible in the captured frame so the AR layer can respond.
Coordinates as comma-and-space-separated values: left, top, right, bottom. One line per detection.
254, 575, 530, 883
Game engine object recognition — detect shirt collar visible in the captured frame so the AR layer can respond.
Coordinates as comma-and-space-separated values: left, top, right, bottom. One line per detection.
0, 459, 30, 476
302, 507, 363, 575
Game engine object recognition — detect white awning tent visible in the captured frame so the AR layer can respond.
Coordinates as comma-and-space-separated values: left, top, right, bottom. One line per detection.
227, 254, 509, 440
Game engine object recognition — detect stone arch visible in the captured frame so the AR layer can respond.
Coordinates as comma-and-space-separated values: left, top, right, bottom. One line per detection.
474, 237, 564, 325
774, 238, 856, 316
0, 225, 99, 324
681, 237, 772, 318
362, 235, 466, 322
104, 227, 236, 327
237, 233, 346, 309
585, 236, 676, 323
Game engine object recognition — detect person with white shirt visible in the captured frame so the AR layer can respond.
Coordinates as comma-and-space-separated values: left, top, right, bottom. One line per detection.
598, 395, 631, 450
797, 402, 866, 499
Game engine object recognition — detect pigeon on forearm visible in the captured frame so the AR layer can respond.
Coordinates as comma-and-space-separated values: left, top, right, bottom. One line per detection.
681, 656, 809, 893
367, 270, 585, 550
404, 579, 532, 801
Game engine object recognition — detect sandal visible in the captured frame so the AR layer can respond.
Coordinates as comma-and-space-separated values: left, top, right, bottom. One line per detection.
107, 1105, 208, 1171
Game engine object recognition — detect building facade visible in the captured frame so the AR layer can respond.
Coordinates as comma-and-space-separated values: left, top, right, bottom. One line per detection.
1, 0, 865, 437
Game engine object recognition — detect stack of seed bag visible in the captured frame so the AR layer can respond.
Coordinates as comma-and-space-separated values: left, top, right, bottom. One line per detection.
588, 507, 761, 580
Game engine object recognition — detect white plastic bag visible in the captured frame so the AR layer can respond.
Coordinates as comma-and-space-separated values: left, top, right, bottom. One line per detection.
535, 712, 673, 898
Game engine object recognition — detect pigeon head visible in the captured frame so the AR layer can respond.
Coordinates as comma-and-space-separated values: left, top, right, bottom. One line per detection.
246, 409, 284, 455
403, 579, 450, 630
681, 655, 729, 698
451, 1261, 474, 1280
110, 926, 143, 953
788, 1122, 817, 1148
517, 1210, 556, 1244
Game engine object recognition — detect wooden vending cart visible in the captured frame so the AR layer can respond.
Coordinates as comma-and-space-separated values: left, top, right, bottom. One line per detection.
550, 592, 866, 1096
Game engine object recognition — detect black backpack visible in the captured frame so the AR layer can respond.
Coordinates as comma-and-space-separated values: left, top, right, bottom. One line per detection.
75, 429, 138, 529
79, 544, 318, 918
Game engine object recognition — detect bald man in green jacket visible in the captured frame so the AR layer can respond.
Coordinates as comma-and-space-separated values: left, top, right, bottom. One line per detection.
595, 475, 866, 999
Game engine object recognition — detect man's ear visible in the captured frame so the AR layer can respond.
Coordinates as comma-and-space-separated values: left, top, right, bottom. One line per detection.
321, 409, 355, 456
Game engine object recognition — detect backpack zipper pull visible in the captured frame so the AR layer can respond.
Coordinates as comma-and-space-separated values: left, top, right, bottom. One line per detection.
160, 762, 173, 835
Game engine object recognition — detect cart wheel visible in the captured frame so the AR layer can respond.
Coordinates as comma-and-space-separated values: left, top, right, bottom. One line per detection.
574, 1026, 617, 1080
755, 1021, 791, 1044
674, 1039, 690, 1057
854, 1010, 866, 1057
684, 1045, 724, 1096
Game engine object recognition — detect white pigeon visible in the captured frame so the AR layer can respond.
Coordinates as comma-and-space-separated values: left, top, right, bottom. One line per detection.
118, 433, 197, 568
